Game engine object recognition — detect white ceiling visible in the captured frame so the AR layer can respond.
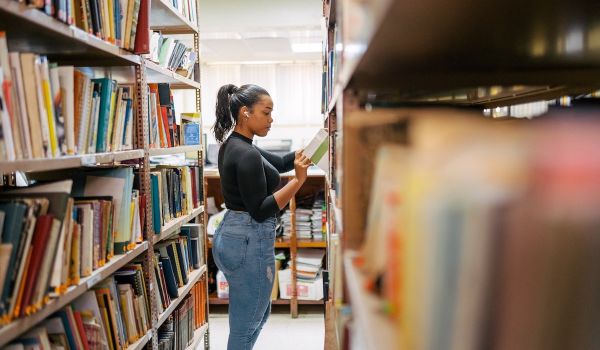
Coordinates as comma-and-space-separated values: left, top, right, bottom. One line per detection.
198, 0, 324, 62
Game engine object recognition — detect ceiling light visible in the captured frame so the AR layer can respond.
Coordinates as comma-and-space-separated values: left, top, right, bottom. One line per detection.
291, 42, 322, 53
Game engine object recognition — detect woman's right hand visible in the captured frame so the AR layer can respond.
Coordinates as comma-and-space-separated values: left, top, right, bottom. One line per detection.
294, 150, 311, 184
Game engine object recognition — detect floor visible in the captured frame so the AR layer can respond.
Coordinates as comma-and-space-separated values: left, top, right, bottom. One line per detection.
204, 305, 325, 350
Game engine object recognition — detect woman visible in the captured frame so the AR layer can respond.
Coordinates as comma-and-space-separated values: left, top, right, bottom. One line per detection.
211, 84, 312, 350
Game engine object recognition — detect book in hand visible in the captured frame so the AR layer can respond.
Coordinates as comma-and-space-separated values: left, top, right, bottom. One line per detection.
303, 128, 329, 172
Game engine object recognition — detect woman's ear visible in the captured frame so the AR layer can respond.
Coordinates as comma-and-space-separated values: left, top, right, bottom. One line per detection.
240, 106, 250, 118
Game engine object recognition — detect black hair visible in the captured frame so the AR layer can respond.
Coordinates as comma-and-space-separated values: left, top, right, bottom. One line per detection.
213, 84, 270, 142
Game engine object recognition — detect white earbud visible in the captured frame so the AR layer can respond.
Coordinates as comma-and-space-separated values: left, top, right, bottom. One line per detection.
244, 112, 250, 118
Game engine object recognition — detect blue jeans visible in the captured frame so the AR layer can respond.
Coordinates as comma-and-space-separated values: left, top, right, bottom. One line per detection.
212, 210, 277, 350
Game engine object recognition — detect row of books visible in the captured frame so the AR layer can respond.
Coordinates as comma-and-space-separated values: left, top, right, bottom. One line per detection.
360, 106, 600, 349
157, 279, 206, 350
0, 38, 137, 160
147, 83, 200, 149
6, 263, 150, 350
0, 168, 144, 323
150, 165, 202, 234
23, 0, 150, 53
165, 0, 198, 26
149, 32, 198, 78
152, 224, 204, 315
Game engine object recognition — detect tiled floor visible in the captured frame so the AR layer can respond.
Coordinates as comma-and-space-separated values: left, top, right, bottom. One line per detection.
205, 305, 325, 350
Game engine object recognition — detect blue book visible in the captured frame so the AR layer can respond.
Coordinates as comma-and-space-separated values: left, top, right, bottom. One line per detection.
159, 256, 179, 298
91, 78, 115, 153
0, 202, 27, 315
151, 174, 162, 234
55, 309, 79, 350
179, 227, 193, 267
183, 123, 200, 145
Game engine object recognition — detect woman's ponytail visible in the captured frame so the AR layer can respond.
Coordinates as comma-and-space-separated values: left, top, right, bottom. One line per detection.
214, 84, 238, 142
213, 83, 270, 142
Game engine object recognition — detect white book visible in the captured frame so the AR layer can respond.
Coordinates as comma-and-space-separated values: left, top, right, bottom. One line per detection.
19, 53, 44, 158
110, 88, 124, 151
302, 128, 329, 172
57, 66, 75, 155
76, 204, 94, 277
77, 76, 93, 154
9, 52, 33, 159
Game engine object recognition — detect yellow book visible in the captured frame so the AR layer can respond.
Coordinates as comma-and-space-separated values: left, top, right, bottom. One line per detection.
105, 83, 118, 151
69, 223, 81, 285
39, 57, 59, 157
107, 0, 115, 43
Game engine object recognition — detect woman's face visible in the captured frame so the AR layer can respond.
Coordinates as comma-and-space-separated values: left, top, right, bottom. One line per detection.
246, 95, 274, 137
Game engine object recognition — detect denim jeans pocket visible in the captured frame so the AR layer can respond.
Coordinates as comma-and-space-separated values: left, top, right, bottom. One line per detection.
216, 232, 249, 272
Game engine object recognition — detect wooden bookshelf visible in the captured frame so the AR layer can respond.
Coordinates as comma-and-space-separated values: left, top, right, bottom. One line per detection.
0, 0, 140, 65
127, 330, 153, 350
156, 265, 207, 328
150, 0, 199, 33
186, 323, 209, 350
145, 59, 202, 89
153, 205, 205, 244
148, 145, 202, 157
0, 149, 145, 173
0, 242, 149, 347
344, 251, 398, 350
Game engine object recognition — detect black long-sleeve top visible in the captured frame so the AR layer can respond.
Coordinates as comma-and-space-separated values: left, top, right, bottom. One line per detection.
218, 132, 295, 222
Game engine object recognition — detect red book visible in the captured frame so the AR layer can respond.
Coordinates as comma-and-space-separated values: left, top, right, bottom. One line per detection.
134, 0, 150, 54
160, 106, 172, 147
138, 194, 147, 237
20, 215, 54, 313
73, 311, 91, 350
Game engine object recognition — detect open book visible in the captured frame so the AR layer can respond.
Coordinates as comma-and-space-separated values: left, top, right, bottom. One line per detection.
303, 128, 329, 172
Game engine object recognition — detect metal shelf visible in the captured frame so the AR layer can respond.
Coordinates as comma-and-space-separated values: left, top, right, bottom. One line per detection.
0, 150, 144, 173
0, 0, 140, 66
156, 265, 207, 328
150, 0, 198, 34
145, 60, 201, 89
148, 145, 201, 157
153, 206, 205, 244
185, 324, 209, 350
344, 251, 399, 350
0, 242, 149, 347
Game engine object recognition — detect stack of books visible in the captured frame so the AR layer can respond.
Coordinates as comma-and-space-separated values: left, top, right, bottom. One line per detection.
148, 32, 198, 79
150, 165, 202, 233
0, 34, 136, 160
280, 197, 326, 240
6, 264, 151, 349
0, 169, 144, 324
279, 249, 325, 301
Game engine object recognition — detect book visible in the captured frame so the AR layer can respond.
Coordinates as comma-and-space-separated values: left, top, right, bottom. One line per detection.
302, 128, 328, 172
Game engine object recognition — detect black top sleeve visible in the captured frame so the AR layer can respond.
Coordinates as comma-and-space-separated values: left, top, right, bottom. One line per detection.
256, 148, 295, 173
236, 148, 280, 221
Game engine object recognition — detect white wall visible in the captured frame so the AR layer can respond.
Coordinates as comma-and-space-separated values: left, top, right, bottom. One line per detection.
173, 60, 323, 151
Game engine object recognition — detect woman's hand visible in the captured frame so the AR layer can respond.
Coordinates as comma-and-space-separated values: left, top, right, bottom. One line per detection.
294, 150, 311, 184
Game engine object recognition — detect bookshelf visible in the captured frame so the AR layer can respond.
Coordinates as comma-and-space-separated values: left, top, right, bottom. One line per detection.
323, 1, 600, 350
186, 323, 209, 350
0, 150, 145, 173
0, 0, 210, 346
156, 264, 206, 328
145, 59, 202, 89
127, 330, 153, 350
153, 205, 205, 244
0, 242, 148, 346
148, 145, 203, 157
204, 170, 328, 317
149, 0, 199, 34
0, 0, 140, 65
